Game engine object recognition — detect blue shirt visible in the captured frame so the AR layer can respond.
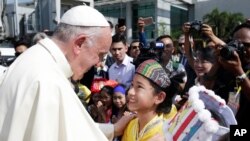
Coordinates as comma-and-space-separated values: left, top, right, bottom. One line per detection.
108, 55, 135, 89
139, 31, 147, 48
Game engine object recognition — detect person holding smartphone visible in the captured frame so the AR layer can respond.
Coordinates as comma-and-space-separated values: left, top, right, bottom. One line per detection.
137, 17, 153, 48
115, 18, 127, 35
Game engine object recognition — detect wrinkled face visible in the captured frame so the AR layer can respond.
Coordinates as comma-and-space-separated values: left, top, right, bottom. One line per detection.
113, 92, 126, 108
110, 42, 128, 64
72, 27, 112, 80
160, 38, 174, 63
129, 42, 141, 59
194, 54, 213, 77
127, 74, 157, 113
233, 28, 250, 64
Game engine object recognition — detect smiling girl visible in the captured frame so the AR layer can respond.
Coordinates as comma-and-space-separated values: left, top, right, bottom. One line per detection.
122, 59, 180, 141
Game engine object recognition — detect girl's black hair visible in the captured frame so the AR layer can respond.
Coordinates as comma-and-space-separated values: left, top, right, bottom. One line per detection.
194, 46, 217, 63
144, 70, 184, 115
100, 85, 114, 96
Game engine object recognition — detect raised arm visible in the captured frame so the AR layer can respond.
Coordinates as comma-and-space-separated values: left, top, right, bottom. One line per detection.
182, 22, 195, 69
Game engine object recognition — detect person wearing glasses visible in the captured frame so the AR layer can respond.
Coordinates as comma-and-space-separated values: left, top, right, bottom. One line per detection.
219, 21, 250, 127
0, 6, 134, 141
156, 35, 186, 74
156, 35, 187, 94
128, 39, 142, 60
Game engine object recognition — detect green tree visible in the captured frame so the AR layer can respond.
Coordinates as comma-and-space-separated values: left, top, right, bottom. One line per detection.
203, 8, 245, 39
158, 21, 168, 36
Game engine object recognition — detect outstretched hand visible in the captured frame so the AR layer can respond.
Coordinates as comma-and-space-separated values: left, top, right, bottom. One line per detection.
114, 113, 136, 137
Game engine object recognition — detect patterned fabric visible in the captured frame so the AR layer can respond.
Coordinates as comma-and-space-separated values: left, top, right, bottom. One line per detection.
122, 116, 164, 141
136, 59, 170, 88
122, 106, 177, 141
164, 85, 237, 141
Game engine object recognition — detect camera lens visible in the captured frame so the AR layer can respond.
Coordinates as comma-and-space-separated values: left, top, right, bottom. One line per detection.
220, 46, 234, 60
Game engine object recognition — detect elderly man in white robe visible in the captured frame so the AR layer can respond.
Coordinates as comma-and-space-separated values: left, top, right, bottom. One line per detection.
0, 6, 133, 141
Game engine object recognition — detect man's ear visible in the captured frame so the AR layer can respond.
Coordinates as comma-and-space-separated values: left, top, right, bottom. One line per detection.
154, 91, 166, 105
125, 43, 128, 52
73, 35, 87, 55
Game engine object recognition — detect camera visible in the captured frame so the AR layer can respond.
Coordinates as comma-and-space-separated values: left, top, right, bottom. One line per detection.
220, 40, 245, 60
189, 20, 203, 37
150, 41, 164, 50
133, 41, 165, 68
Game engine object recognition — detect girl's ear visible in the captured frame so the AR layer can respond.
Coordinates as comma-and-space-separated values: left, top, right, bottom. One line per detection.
154, 91, 166, 105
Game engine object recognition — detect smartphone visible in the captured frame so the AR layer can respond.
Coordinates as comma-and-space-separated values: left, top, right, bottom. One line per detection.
143, 17, 153, 26
118, 18, 126, 28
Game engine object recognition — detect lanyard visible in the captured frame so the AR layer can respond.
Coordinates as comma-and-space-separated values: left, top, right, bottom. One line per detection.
235, 70, 250, 97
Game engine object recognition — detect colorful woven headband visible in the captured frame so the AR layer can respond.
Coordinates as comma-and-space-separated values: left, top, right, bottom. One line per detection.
136, 59, 170, 88
114, 85, 126, 95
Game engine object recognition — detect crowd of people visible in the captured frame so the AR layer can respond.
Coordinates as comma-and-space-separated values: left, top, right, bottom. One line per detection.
0, 5, 250, 141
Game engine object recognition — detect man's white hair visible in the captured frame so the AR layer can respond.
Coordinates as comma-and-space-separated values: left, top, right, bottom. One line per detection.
53, 23, 103, 47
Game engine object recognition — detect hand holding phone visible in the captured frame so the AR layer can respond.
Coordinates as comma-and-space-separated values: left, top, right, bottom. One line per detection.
143, 17, 153, 26
118, 18, 126, 28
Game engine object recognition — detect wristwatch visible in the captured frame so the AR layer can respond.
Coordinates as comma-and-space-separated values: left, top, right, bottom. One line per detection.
236, 73, 247, 83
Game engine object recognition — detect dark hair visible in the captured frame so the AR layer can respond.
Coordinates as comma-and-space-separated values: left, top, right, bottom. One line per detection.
231, 22, 250, 36
87, 93, 100, 106
156, 35, 173, 42
108, 21, 114, 29
139, 72, 180, 115
128, 39, 143, 56
112, 33, 127, 45
14, 38, 30, 49
147, 78, 174, 115
194, 46, 217, 63
130, 39, 141, 46
136, 60, 186, 114
100, 85, 114, 97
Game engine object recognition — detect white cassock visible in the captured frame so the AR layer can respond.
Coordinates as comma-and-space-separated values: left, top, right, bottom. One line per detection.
0, 38, 113, 141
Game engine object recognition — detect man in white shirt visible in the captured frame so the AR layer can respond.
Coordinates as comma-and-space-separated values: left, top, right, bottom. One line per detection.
0, 6, 132, 141
109, 34, 135, 89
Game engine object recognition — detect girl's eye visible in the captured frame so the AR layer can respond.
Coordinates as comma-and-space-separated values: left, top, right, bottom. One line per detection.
137, 85, 143, 89
130, 83, 134, 87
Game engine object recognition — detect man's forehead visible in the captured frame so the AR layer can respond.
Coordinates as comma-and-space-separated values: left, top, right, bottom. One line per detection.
161, 38, 173, 43
131, 42, 140, 45
234, 28, 250, 39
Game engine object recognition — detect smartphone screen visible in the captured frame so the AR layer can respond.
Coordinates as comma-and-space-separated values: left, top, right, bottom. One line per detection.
143, 17, 153, 26
118, 18, 126, 27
